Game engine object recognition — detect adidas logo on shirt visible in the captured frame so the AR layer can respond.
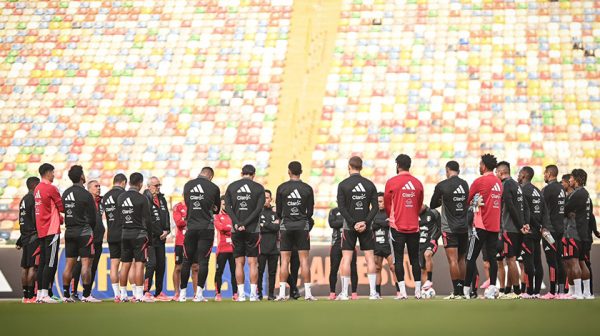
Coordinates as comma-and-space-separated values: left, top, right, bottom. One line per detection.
65, 192, 75, 202
122, 198, 133, 207
492, 183, 502, 192
352, 183, 366, 193
35, 190, 41, 198
402, 181, 416, 190
191, 184, 204, 193
532, 189, 541, 197
453, 185, 466, 194
517, 187, 523, 195
105, 195, 115, 205
237, 184, 251, 193
288, 189, 302, 199
20, 201, 26, 209
559, 190, 566, 198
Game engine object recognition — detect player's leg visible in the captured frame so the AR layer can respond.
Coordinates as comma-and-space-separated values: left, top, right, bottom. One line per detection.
350, 249, 358, 297
391, 231, 408, 298
71, 259, 81, 297
62, 258, 77, 300
144, 244, 156, 295
339, 229, 356, 299
554, 233, 566, 295
232, 232, 247, 299
90, 242, 102, 289
579, 243, 591, 298
154, 241, 166, 297
215, 252, 227, 296
191, 263, 199, 296
227, 253, 237, 296
119, 239, 133, 301
386, 254, 399, 294
179, 231, 198, 300
80, 257, 94, 300
278, 251, 291, 299
445, 243, 461, 295
109, 243, 122, 301
247, 232, 260, 300
374, 255, 383, 295
195, 233, 214, 300
423, 250, 434, 286
288, 249, 300, 297
329, 245, 342, 297
533, 239, 543, 296
298, 250, 313, 300
542, 237, 558, 297
35, 240, 46, 301
521, 239, 535, 296
172, 245, 183, 299
257, 254, 267, 299
406, 233, 422, 298
464, 229, 484, 297
41, 235, 60, 301
358, 229, 377, 298
134, 237, 149, 301
267, 254, 278, 299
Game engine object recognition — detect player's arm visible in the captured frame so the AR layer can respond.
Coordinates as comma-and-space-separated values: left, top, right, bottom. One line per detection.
429, 183, 443, 209
141, 197, 154, 232
240, 188, 265, 227
212, 185, 221, 215
225, 186, 242, 226
384, 180, 393, 217
264, 213, 280, 232
502, 184, 523, 229
275, 186, 283, 220
173, 206, 186, 229
431, 210, 442, 241
183, 182, 191, 211
86, 192, 97, 230
563, 190, 584, 217
329, 209, 342, 229
467, 179, 480, 205
337, 183, 357, 225
163, 196, 171, 233
307, 187, 315, 231
589, 199, 599, 238
541, 185, 557, 212
365, 184, 379, 224
27, 196, 36, 228
52, 186, 64, 213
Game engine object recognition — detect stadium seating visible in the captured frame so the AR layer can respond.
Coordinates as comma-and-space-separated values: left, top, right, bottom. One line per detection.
0, 0, 293, 232
309, 0, 599, 228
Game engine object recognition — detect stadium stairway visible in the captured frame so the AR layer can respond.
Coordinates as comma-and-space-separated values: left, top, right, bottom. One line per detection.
269, 0, 343, 187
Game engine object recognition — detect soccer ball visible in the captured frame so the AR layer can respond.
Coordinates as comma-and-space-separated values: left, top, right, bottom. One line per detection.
421, 288, 436, 299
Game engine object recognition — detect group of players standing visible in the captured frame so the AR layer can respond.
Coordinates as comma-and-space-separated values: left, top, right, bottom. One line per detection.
16, 153, 597, 303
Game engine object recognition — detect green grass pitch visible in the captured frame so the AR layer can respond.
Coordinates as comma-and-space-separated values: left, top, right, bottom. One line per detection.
0, 298, 598, 335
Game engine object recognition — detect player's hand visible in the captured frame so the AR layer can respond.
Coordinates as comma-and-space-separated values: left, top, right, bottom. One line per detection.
521, 225, 530, 234
160, 231, 168, 240
594, 230, 600, 239
15, 245, 21, 250
237, 225, 246, 232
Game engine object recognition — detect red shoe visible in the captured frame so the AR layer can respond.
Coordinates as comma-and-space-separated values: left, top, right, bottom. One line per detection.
154, 293, 171, 302
215, 294, 222, 302
351, 293, 358, 300
172, 293, 179, 302
232, 293, 239, 301
328, 293, 336, 300
480, 279, 490, 289
114, 297, 121, 303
